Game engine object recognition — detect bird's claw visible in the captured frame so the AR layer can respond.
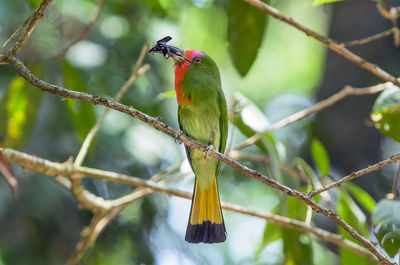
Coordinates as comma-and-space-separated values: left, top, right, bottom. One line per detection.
204, 145, 214, 159
174, 130, 184, 144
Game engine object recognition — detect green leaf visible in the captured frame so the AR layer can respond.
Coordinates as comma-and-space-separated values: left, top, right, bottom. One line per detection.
282, 229, 313, 265
260, 221, 281, 246
155, 90, 176, 102
62, 61, 96, 141
0, 64, 43, 149
372, 199, 400, 225
310, 138, 330, 177
227, 0, 267, 76
256, 215, 281, 258
372, 200, 400, 258
28, 0, 42, 8
375, 222, 400, 258
159, 90, 176, 99
371, 86, 400, 142
232, 113, 268, 153
344, 182, 376, 213
337, 191, 376, 265
338, 190, 367, 233
294, 157, 319, 187
312, 0, 344, 6
370, 0, 385, 7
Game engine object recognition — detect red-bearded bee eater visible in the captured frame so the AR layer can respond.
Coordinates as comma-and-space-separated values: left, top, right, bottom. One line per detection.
150, 37, 228, 243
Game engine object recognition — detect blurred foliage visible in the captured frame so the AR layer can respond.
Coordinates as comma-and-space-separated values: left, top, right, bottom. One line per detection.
313, 0, 384, 7
310, 138, 330, 177
371, 85, 400, 143
62, 60, 96, 141
373, 199, 400, 258
227, 0, 267, 76
0, 0, 399, 264
313, 0, 344, 6
0, 64, 43, 149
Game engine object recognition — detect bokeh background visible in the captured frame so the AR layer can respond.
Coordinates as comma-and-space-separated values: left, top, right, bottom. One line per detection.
0, 0, 399, 264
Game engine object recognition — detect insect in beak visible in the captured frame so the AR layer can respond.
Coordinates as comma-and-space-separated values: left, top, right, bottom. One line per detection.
149, 36, 190, 62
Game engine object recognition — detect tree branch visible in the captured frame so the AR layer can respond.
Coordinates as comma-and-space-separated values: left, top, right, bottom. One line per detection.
0, 1, 396, 263
233, 82, 391, 151
0, 15, 32, 54
66, 166, 180, 265
377, 4, 400, 47
245, 0, 400, 87
9, 0, 52, 55
1, 147, 377, 261
74, 44, 150, 166
340, 28, 395, 47
308, 154, 400, 198
0, 65, 394, 264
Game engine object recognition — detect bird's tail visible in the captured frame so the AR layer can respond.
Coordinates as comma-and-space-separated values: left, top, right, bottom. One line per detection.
185, 177, 226, 243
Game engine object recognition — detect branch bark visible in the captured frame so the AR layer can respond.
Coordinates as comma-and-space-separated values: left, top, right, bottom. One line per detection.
10, 0, 52, 55
1, 147, 377, 261
0, 1, 398, 261
245, 0, 400, 87
308, 154, 400, 197
233, 82, 391, 151
340, 28, 395, 47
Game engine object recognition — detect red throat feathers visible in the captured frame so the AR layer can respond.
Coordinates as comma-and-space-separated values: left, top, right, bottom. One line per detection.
174, 50, 204, 106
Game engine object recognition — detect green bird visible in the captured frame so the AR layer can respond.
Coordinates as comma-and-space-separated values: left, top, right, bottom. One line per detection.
150, 37, 228, 243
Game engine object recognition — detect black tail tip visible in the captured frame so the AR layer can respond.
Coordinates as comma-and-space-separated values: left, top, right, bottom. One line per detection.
185, 221, 226, 244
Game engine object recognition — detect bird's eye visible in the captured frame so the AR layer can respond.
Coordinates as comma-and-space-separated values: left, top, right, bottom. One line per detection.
193, 57, 202, 64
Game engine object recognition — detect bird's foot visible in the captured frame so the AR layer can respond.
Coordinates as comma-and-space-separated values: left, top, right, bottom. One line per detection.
174, 130, 184, 144
204, 145, 214, 159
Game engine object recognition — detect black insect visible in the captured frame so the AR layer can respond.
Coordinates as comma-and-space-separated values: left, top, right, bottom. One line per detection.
149, 36, 188, 62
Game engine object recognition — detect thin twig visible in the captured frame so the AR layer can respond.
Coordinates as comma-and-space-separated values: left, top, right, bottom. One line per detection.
74, 45, 150, 166
308, 154, 400, 198
0, 56, 395, 264
227, 151, 304, 181
245, 0, 400, 87
0, 16, 32, 54
340, 28, 395, 47
389, 163, 400, 199
377, 4, 400, 47
1, 147, 376, 261
50, 0, 106, 60
233, 83, 391, 151
1, 142, 395, 263
10, 0, 52, 55
66, 166, 180, 265
70, 45, 149, 215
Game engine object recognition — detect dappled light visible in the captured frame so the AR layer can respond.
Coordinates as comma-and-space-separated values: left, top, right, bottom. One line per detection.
1, 0, 400, 264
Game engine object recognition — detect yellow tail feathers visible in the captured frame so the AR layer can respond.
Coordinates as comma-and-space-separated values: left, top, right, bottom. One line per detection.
185, 178, 226, 243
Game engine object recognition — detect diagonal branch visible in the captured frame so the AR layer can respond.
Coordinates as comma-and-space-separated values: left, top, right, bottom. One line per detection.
10, 0, 52, 55
0, 16, 33, 54
340, 28, 395, 47
0, 56, 395, 263
74, 44, 150, 166
308, 154, 400, 198
377, 4, 400, 47
1, 147, 376, 261
245, 0, 400, 87
233, 82, 391, 151
0, 51, 394, 263
66, 166, 180, 265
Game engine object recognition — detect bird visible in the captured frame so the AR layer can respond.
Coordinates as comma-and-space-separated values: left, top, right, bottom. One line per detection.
150, 37, 228, 243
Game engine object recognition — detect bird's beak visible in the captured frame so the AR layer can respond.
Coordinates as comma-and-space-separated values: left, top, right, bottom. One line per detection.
169, 48, 188, 62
